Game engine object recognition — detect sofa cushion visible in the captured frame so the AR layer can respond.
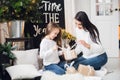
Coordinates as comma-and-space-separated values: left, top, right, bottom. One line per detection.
12, 49, 40, 69
6, 64, 40, 80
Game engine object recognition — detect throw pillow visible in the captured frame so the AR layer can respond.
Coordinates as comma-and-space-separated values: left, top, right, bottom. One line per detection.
6, 64, 40, 80
12, 49, 39, 70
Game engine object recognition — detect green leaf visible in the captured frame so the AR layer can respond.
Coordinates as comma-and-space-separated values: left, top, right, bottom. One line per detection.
0, 42, 16, 60
0, 0, 42, 23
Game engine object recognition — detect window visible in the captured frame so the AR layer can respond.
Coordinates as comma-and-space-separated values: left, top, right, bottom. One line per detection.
96, 0, 112, 16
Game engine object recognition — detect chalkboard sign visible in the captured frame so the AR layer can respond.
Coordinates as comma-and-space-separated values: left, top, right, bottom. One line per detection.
41, 0, 65, 28
24, 0, 65, 49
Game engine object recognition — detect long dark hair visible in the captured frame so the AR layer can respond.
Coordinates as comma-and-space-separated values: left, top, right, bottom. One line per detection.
45, 22, 62, 47
75, 11, 101, 43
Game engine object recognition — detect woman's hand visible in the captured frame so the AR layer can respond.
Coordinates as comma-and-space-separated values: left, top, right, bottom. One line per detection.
78, 40, 90, 49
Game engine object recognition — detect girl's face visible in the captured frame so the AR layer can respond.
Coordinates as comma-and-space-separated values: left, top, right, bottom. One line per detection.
75, 19, 83, 29
49, 28, 60, 40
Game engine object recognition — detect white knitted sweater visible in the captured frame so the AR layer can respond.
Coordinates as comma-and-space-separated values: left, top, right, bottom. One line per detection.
39, 38, 61, 66
75, 27, 105, 58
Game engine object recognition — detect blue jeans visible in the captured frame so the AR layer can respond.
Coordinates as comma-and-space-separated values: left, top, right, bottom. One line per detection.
44, 61, 66, 75
73, 52, 108, 70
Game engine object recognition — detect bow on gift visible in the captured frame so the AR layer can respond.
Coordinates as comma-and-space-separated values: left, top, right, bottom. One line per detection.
64, 61, 75, 68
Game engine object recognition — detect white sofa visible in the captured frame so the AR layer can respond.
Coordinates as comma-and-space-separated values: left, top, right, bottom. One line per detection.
6, 49, 43, 80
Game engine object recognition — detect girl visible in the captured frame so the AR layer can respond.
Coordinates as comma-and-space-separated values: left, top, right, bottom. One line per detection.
39, 22, 65, 75
73, 11, 108, 70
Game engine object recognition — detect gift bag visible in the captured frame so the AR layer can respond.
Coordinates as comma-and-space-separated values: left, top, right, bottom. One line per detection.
65, 61, 77, 74
59, 43, 77, 61
78, 64, 95, 76
66, 66, 77, 74
63, 49, 77, 61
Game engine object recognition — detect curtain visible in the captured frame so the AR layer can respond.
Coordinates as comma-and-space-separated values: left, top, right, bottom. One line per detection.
0, 22, 9, 44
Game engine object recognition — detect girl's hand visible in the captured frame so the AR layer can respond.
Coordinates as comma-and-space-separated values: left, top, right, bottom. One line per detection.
78, 40, 90, 49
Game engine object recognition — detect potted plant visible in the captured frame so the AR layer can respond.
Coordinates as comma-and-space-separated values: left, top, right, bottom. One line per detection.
0, 0, 42, 38
0, 0, 42, 23
0, 42, 16, 64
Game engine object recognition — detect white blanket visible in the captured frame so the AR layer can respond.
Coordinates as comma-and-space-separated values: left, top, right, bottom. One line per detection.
40, 67, 107, 80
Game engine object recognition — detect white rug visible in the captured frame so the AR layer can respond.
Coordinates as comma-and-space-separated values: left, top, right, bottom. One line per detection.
39, 67, 107, 80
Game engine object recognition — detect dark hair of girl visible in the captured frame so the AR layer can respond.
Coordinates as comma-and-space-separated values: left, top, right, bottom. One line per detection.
45, 22, 62, 47
75, 11, 101, 43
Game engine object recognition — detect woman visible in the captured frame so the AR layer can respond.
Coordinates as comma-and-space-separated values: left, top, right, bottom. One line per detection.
73, 11, 108, 70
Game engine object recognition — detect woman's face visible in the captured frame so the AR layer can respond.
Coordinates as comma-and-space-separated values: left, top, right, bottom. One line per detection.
75, 19, 83, 29
49, 28, 60, 40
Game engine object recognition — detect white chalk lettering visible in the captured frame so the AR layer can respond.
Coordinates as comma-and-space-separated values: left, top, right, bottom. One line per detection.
43, 13, 59, 23
54, 13, 59, 23
33, 25, 46, 37
33, 25, 41, 37
43, 13, 49, 23
42, 1, 62, 12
